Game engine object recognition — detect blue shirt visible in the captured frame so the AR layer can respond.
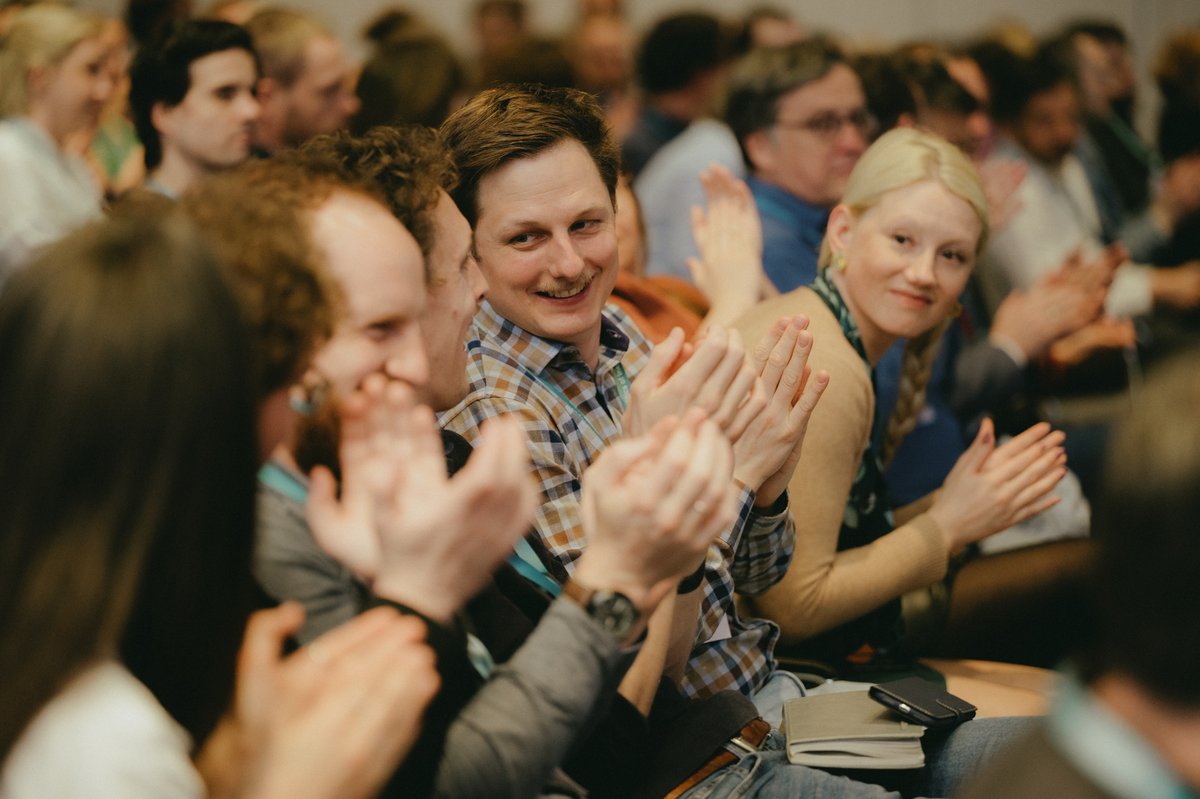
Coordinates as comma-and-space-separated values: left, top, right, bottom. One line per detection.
748, 175, 830, 293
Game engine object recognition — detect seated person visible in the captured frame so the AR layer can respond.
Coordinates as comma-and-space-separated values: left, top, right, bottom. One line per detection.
733, 128, 1068, 670
257, 122, 1031, 799
0, 213, 436, 799
0, 5, 113, 284
967, 349, 1200, 798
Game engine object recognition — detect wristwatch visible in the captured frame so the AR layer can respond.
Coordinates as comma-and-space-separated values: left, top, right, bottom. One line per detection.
562, 579, 640, 640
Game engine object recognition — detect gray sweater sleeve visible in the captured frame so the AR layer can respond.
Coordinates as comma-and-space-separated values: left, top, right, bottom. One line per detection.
254, 485, 369, 644
435, 598, 628, 799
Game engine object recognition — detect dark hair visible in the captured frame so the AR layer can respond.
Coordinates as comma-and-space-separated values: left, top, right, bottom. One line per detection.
635, 12, 732, 95
474, 0, 525, 26
723, 38, 846, 166
850, 53, 917, 138
297, 126, 456, 266
1063, 19, 1128, 48
180, 158, 347, 395
975, 40, 1074, 125
354, 28, 464, 131
904, 57, 981, 117
0, 214, 258, 760
440, 84, 619, 227
129, 19, 259, 170
1085, 349, 1200, 708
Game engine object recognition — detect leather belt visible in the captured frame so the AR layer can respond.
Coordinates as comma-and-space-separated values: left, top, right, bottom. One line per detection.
662, 717, 772, 799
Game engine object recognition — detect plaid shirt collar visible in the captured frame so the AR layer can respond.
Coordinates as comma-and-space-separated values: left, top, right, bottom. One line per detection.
473, 298, 636, 382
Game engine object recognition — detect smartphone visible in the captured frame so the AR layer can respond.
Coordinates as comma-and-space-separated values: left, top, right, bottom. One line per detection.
869, 676, 977, 728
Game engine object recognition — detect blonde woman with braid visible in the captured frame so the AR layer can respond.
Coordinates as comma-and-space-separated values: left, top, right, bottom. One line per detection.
733, 127, 1068, 670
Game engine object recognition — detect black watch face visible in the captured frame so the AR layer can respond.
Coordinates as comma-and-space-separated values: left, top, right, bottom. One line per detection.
591, 591, 639, 637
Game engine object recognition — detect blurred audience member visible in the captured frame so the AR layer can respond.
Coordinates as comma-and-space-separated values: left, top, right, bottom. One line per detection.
979, 43, 1200, 320
82, 18, 144, 198
742, 6, 806, 49
568, 12, 636, 138
622, 12, 738, 177
967, 349, 1200, 798
129, 19, 260, 198
245, 8, 359, 154
1153, 28, 1200, 266
0, 4, 113, 285
724, 39, 872, 291
354, 8, 464, 131
473, 0, 528, 87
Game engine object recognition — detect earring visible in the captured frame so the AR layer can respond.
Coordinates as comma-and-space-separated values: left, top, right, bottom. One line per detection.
950, 301, 963, 319
831, 251, 848, 272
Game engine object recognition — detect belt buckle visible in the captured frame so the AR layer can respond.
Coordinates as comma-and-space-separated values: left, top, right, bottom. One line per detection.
723, 734, 759, 757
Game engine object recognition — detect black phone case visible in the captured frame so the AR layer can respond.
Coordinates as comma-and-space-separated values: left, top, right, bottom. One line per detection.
869, 676, 977, 728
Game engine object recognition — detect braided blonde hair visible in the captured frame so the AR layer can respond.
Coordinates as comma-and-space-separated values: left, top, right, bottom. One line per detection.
817, 127, 988, 465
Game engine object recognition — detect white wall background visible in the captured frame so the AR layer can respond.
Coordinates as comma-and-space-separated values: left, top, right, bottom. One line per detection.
77, 0, 1200, 137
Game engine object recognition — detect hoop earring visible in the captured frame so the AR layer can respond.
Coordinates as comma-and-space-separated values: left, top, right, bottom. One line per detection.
831, 251, 848, 272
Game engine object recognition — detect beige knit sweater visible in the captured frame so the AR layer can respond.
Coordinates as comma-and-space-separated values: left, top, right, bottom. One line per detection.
733, 287, 949, 646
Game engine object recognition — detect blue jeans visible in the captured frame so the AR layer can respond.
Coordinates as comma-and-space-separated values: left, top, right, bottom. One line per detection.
682, 717, 1031, 798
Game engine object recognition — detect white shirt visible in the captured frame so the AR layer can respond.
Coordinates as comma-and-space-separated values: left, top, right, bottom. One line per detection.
979, 137, 1152, 318
0, 118, 102, 289
1, 661, 204, 799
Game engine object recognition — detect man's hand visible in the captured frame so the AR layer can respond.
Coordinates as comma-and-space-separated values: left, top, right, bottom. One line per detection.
623, 324, 759, 438
574, 409, 738, 614
306, 374, 537, 623
730, 315, 830, 507
990, 245, 1120, 361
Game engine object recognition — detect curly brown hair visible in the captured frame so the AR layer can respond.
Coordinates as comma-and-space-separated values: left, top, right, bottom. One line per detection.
295, 125, 456, 270
178, 159, 376, 395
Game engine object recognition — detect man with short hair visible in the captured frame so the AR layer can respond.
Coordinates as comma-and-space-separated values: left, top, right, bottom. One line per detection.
622, 12, 737, 177
222, 127, 749, 799
724, 40, 874, 292
979, 44, 1200, 320
127, 20, 260, 198
244, 7, 360, 154
437, 83, 1031, 799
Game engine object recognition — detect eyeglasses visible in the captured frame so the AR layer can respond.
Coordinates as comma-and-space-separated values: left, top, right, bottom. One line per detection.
774, 108, 878, 140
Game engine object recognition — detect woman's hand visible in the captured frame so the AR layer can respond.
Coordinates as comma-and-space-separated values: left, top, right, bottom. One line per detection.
929, 419, 1067, 552
199, 603, 439, 799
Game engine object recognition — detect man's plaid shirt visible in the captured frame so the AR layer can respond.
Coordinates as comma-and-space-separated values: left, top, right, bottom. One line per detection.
439, 300, 795, 699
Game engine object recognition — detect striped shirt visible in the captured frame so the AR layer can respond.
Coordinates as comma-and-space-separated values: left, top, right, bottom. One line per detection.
439, 299, 794, 698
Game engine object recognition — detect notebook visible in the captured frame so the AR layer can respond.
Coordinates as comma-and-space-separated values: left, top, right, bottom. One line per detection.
782, 690, 925, 769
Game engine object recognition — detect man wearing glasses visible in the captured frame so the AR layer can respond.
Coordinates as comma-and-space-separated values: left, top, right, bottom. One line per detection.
724, 41, 875, 292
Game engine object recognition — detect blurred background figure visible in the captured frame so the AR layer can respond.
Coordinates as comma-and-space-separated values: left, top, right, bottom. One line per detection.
622, 11, 740, 177
354, 7, 465, 131
0, 4, 113, 285
1153, 28, 1200, 267
742, 5, 806, 49
567, 10, 636, 138
472, 0, 528, 88
245, 7, 359, 154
